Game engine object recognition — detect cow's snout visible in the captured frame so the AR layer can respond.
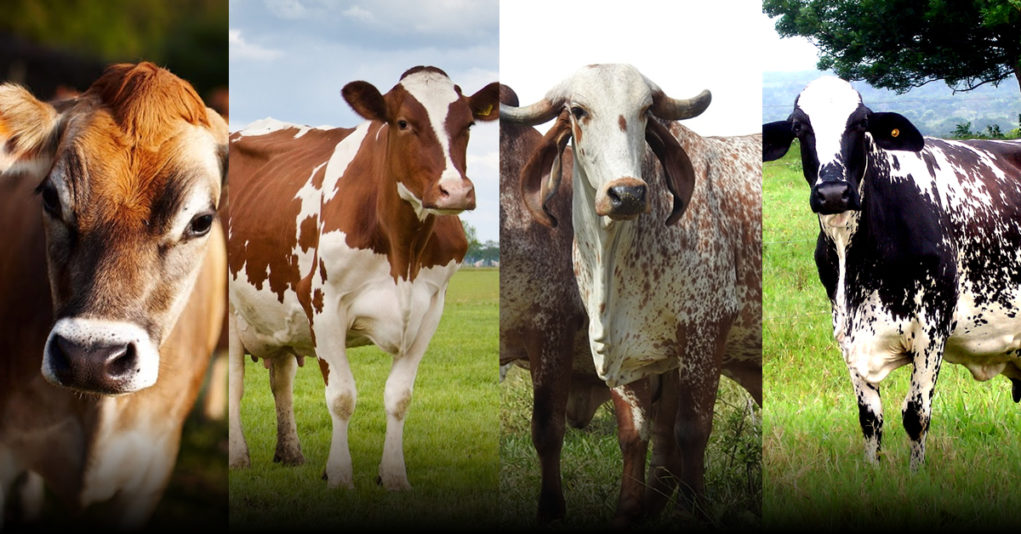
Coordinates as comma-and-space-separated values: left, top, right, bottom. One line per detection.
811, 181, 860, 214
597, 177, 647, 220
48, 335, 139, 394
42, 318, 159, 395
428, 177, 476, 212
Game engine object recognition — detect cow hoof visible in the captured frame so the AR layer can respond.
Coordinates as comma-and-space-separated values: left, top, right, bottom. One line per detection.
229, 455, 251, 469
273, 451, 305, 466
324, 471, 354, 489
377, 473, 411, 491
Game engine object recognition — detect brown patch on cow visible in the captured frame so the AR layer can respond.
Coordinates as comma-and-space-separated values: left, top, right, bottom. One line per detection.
618, 115, 627, 132
228, 126, 347, 301
312, 288, 324, 314
319, 258, 327, 282
318, 357, 330, 386
298, 215, 318, 252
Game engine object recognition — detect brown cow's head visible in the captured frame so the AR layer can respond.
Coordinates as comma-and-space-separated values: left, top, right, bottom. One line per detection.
501, 64, 710, 227
341, 66, 499, 218
0, 62, 228, 395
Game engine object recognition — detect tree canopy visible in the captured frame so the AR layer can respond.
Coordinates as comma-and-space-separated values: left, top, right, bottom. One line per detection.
763, 0, 1021, 94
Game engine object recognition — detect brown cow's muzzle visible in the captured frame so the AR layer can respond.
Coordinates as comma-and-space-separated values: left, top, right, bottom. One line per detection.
42, 317, 160, 395
596, 177, 648, 220
425, 176, 476, 213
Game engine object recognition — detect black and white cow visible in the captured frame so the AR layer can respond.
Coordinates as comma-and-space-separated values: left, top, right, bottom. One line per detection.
763, 76, 1021, 468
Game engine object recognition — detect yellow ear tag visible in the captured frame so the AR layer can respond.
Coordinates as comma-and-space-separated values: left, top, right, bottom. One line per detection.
480, 104, 493, 117
891, 128, 900, 138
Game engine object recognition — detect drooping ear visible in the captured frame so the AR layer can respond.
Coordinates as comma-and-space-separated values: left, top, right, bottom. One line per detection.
469, 82, 500, 121
762, 120, 795, 162
868, 112, 923, 152
0, 84, 61, 179
520, 111, 572, 227
645, 118, 695, 225
341, 81, 388, 122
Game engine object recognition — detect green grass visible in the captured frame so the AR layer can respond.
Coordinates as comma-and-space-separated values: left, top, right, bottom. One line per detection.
763, 142, 1021, 530
500, 368, 761, 531
228, 268, 499, 532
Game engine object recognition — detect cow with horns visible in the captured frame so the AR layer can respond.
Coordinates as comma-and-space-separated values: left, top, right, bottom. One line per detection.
501, 64, 762, 523
763, 76, 1021, 469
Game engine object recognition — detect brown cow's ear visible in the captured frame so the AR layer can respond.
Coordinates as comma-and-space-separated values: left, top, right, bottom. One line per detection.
0, 84, 61, 180
206, 106, 229, 189
520, 111, 572, 227
645, 118, 695, 225
341, 81, 388, 122
469, 82, 501, 121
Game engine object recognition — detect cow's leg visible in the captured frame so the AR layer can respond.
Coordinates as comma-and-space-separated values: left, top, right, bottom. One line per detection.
270, 355, 304, 465
903, 335, 946, 470
646, 371, 681, 516
377, 289, 452, 491
610, 377, 653, 525
674, 353, 723, 513
848, 367, 883, 465
527, 330, 573, 523
227, 311, 250, 469
317, 344, 357, 489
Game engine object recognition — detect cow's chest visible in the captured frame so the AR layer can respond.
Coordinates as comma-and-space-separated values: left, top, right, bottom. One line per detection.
231, 230, 457, 358
572, 222, 739, 387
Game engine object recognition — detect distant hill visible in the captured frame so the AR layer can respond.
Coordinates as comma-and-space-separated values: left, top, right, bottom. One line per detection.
763, 70, 1021, 138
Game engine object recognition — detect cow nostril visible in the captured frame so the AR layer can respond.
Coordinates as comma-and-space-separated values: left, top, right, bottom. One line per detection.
106, 344, 138, 378
50, 334, 73, 374
438, 185, 450, 198
607, 187, 622, 205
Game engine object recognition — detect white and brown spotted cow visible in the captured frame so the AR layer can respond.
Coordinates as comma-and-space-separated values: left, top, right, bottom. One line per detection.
227, 66, 499, 490
502, 64, 762, 523
0, 62, 228, 528
763, 76, 1021, 469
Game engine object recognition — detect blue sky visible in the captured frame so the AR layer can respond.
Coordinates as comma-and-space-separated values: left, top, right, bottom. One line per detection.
229, 0, 500, 241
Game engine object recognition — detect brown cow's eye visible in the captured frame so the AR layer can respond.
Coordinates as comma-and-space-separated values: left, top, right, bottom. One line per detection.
397, 119, 409, 130
185, 212, 214, 238
571, 106, 587, 120
38, 182, 62, 218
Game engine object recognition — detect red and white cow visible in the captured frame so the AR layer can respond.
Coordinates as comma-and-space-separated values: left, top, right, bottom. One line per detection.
502, 64, 762, 523
0, 62, 228, 528
227, 66, 499, 489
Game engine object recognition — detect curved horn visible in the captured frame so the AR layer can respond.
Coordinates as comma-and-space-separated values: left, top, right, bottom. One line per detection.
651, 89, 712, 121
500, 98, 559, 126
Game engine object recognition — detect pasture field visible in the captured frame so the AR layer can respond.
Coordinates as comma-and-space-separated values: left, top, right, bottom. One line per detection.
228, 268, 500, 531
763, 142, 1021, 530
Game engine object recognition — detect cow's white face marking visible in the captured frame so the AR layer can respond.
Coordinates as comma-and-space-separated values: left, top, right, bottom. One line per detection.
398, 71, 463, 215
796, 76, 862, 182
558, 65, 651, 221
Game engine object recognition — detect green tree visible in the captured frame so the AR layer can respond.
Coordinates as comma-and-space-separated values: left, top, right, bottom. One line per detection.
764, 0, 1021, 95
462, 221, 482, 261
953, 121, 974, 138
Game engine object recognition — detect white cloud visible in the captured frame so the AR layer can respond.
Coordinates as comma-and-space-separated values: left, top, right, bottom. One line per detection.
343, 6, 374, 22
229, 29, 283, 61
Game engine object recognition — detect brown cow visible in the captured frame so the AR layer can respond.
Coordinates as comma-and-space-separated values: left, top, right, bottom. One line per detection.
227, 66, 499, 490
0, 62, 227, 528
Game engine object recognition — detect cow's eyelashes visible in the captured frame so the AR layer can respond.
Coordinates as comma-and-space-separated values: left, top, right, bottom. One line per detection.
792, 121, 811, 137
184, 212, 214, 239
36, 181, 63, 219
570, 106, 587, 120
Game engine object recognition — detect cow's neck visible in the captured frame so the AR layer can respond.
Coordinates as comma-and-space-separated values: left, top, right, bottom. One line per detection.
374, 134, 437, 282
571, 163, 639, 381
